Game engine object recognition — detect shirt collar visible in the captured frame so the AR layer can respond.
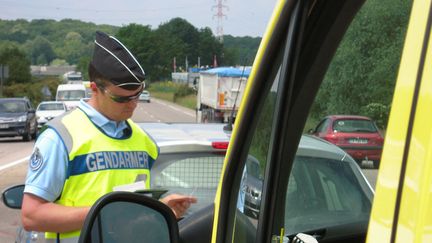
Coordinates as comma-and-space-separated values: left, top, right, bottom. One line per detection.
78, 99, 128, 137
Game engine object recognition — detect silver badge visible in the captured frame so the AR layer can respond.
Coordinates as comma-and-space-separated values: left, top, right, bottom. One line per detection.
30, 147, 44, 171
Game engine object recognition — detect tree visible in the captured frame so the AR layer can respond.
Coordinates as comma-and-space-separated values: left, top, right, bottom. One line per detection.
223, 35, 261, 65
56, 31, 93, 64
0, 42, 31, 84
24, 36, 56, 65
116, 24, 161, 80
197, 27, 223, 67
310, 0, 411, 129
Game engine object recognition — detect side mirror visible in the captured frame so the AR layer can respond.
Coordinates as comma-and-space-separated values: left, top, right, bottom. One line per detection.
79, 191, 179, 243
2, 184, 25, 209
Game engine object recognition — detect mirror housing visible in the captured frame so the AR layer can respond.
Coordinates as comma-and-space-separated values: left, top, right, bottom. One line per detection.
79, 191, 179, 243
2, 184, 25, 209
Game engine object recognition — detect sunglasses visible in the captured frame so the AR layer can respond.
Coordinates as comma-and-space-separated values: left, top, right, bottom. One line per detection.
99, 85, 144, 103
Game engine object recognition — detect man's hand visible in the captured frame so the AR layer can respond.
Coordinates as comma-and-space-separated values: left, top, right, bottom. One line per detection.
160, 194, 197, 219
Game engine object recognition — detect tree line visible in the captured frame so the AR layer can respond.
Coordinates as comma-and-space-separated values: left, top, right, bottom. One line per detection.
0, 18, 260, 83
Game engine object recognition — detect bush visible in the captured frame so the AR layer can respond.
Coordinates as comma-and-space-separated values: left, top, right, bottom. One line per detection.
173, 84, 195, 102
360, 103, 390, 130
2, 76, 61, 107
149, 81, 178, 93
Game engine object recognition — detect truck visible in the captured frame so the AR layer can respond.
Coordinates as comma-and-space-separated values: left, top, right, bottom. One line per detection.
62, 71, 83, 84
197, 67, 250, 123
56, 83, 88, 110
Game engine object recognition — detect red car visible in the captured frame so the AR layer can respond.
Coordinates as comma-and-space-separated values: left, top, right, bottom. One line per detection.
311, 115, 384, 168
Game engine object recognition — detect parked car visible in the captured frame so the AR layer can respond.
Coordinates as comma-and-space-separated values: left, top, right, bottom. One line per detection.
35, 101, 67, 129
0, 97, 37, 141
139, 90, 151, 103
311, 115, 384, 168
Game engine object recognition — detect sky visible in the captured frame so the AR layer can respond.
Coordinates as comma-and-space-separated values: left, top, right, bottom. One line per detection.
0, 0, 278, 37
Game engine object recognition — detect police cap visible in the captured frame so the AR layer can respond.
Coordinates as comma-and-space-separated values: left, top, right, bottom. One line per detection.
91, 31, 145, 89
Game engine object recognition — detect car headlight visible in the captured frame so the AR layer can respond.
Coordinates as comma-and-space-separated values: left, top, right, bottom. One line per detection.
37, 117, 47, 123
17, 115, 27, 122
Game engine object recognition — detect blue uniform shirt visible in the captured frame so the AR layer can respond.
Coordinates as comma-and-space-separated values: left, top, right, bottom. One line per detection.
24, 100, 128, 202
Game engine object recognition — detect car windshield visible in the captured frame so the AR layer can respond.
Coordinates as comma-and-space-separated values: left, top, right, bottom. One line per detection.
284, 156, 372, 235
0, 101, 26, 113
38, 103, 64, 111
333, 119, 377, 133
57, 90, 86, 101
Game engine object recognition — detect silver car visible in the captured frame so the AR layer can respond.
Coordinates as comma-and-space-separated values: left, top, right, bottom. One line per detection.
239, 135, 373, 237
139, 122, 230, 215
139, 90, 151, 103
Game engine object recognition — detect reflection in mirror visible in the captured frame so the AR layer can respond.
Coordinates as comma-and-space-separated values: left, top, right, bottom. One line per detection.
88, 201, 171, 243
2, 184, 25, 209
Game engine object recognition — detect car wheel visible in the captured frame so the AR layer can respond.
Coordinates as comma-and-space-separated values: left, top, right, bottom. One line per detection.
373, 160, 380, 169
22, 132, 31, 141
31, 126, 37, 139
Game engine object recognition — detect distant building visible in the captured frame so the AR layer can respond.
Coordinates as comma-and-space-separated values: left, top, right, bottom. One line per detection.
171, 67, 205, 88
31, 65, 77, 77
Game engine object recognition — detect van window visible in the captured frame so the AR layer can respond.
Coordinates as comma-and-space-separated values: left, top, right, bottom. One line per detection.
57, 90, 86, 101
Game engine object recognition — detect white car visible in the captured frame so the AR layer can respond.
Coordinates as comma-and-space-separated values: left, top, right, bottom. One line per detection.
36, 101, 67, 129
139, 90, 151, 103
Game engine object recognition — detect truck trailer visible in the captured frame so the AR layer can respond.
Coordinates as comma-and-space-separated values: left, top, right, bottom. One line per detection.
197, 67, 250, 123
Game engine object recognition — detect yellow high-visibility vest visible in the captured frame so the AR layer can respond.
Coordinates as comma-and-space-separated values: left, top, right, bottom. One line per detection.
44, 108, 158, 241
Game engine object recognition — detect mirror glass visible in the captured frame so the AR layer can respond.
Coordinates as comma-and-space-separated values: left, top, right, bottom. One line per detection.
2, 185, 24, 209
88, 201, 171, 243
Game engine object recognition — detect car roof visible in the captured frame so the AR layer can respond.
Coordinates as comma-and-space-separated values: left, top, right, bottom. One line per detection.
37, 101, 65, 108
0, 97, 29, 102
138, 123, 231, 154
297, 134, 354, 162
325, 115, 373, 120
38, 101, 65, 105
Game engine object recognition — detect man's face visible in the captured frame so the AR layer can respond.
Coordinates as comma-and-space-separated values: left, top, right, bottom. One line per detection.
96, 83, 142, 122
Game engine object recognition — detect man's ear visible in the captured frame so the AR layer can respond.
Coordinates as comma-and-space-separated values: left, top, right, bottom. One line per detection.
90, 82, 98, 91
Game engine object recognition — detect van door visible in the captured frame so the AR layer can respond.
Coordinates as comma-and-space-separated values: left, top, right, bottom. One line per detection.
367, 0, 432, 241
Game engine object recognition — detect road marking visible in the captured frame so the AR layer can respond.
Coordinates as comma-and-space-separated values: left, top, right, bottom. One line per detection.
0, 156, 29, 172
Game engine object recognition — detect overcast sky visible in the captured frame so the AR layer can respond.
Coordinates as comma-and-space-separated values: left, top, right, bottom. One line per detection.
0, 0, 278, 37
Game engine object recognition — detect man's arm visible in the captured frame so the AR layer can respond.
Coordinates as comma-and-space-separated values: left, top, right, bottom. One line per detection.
21, 193, 90, 233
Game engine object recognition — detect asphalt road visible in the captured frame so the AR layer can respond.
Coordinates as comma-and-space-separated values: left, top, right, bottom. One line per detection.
0, 98, 378, 242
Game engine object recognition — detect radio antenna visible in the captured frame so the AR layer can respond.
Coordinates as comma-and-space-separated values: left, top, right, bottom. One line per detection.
224, 63, 248, 131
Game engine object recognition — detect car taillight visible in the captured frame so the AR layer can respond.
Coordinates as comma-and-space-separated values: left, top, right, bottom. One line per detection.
212, 141, 229, 149
323, 136, 338, 144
